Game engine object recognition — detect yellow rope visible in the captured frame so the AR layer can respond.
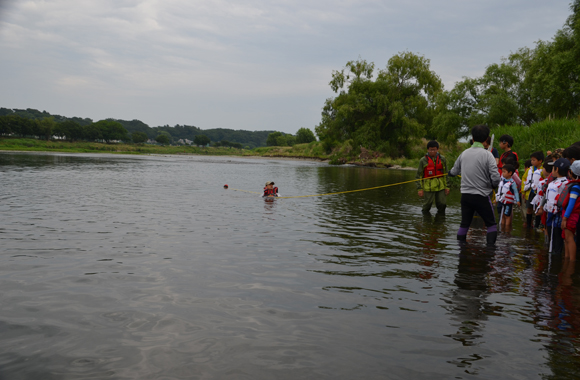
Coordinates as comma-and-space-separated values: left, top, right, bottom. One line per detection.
230, 173, 452, 199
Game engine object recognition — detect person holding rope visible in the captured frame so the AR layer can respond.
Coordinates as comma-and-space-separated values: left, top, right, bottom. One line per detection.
449, 125, 501, 245
415, 140, 450, 214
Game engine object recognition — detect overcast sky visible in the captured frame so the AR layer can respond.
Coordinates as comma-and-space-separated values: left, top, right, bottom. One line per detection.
0, 0, 573, 134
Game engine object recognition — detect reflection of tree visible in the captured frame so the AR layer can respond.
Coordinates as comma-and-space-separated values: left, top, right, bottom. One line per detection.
310, 166, 420, 264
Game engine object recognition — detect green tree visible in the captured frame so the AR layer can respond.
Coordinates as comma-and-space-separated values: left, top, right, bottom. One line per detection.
58, 120, 85, 141
285, 135, 296, 146
155, 134, 170, 145
132, 131, 149, 144
316, 53, 443, 157
296, 128, 316, 143
84, 123, 102, 142
0, 115, 12, 136
267, 132, 283, 146
36, 118, 57, 140
93, 120, 129, 143
193, 134, 210, 146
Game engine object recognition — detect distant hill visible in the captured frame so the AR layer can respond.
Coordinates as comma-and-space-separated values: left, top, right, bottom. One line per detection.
0, 107, 277, 148
116, 121, 275, 148
0, 107, 93, 126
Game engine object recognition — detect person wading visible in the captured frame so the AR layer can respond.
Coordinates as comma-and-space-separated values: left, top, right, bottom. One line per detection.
416, 140, 450, 214
449, 125, 501, 245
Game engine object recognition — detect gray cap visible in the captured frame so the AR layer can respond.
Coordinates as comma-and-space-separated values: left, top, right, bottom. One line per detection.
265, 181, 274, 186
571, 161, 580, 177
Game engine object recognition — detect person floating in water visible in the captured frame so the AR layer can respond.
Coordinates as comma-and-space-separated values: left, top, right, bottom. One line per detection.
449, 124, 501, 245
263, 181, 279, 197
415, 140, 450, 214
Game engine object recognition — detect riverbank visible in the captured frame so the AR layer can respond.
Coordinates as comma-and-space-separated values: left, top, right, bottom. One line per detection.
0, 138, 244, 156
0, 137, 423, 169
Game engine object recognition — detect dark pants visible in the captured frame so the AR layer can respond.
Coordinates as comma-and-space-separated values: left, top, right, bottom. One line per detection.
422, 190, 447, 213
458, 194, 497, 242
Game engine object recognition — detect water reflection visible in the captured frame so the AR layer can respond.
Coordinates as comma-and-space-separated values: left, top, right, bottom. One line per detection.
2, 152, 580, 379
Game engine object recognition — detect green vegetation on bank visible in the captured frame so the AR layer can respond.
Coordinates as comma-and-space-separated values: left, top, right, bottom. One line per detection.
489, 119, 580, 161
0, 138, 245, 155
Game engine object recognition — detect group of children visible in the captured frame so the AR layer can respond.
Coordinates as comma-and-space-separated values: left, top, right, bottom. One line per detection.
490, 136, 580, 261
417, 127, 580, 260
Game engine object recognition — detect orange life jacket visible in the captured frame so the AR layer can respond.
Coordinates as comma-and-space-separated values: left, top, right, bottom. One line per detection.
423, 154, 444, 179
263, 187, 279, 196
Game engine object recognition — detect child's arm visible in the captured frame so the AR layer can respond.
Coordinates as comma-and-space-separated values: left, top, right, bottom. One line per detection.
564, 186, 580, 218
512, 182, 520, 205
532, 170, 541, 192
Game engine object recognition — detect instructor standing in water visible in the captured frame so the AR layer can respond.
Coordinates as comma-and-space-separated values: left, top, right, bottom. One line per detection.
449, 124, 501, 245
416, 140, 450, 214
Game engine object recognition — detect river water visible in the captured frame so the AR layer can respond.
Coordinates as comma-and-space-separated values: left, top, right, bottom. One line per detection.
0, 152, 578, 379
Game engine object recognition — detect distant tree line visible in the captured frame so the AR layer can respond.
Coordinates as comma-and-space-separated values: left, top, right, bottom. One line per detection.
266, 128, 316, 147
316, 0, 580, 156
0, 108, 285, 148
0, 114, 129, 143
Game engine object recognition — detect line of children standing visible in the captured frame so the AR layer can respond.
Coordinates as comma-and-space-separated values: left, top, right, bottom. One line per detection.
461, 131, 580, 260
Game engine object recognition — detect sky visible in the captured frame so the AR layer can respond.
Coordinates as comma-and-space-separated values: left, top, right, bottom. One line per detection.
0, 0, 574, 134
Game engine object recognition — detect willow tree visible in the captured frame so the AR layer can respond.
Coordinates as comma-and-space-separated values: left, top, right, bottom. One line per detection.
315, 52, 443, 157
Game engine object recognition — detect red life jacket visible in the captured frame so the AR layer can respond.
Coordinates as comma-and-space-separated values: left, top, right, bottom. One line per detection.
263, 187, 279, 196
557, 179, 580, 213
423, 154, 444, 179
498, 150, 519, 174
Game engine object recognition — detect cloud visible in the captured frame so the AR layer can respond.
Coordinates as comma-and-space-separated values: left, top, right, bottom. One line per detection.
0, 0, 573, 132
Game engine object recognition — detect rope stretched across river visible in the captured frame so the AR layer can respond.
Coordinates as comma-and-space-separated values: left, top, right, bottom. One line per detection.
229, 173, 451, 199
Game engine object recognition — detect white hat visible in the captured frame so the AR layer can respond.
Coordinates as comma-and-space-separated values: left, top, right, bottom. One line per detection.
570, 161, 580, 177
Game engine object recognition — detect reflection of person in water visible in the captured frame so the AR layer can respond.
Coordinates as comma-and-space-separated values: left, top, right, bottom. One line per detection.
416, 212, 447, 280
447, 245, 494, 349
539, 260, 580, 379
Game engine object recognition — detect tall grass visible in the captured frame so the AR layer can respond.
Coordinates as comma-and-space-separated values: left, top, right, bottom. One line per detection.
490, 119, 580, 161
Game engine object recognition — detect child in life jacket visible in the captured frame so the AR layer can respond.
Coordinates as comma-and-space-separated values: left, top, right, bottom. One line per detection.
544, 158, 570, 254
526, 151, 545, 228
521, 159, 533, 227
262, 181, 280, 197
532, 157, 554, 232
560, 161, 580, 261
497, 164, 520, 230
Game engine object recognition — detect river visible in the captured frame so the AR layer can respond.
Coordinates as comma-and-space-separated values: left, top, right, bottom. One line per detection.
0, 152, 578, 379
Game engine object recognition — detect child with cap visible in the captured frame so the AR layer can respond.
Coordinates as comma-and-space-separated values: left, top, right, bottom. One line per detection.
262, 181, 280, 197
560, 161, 580, 261
544, 158, 570, 254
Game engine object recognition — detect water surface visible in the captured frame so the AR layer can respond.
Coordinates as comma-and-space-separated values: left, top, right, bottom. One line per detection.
0, 152, 578, 379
